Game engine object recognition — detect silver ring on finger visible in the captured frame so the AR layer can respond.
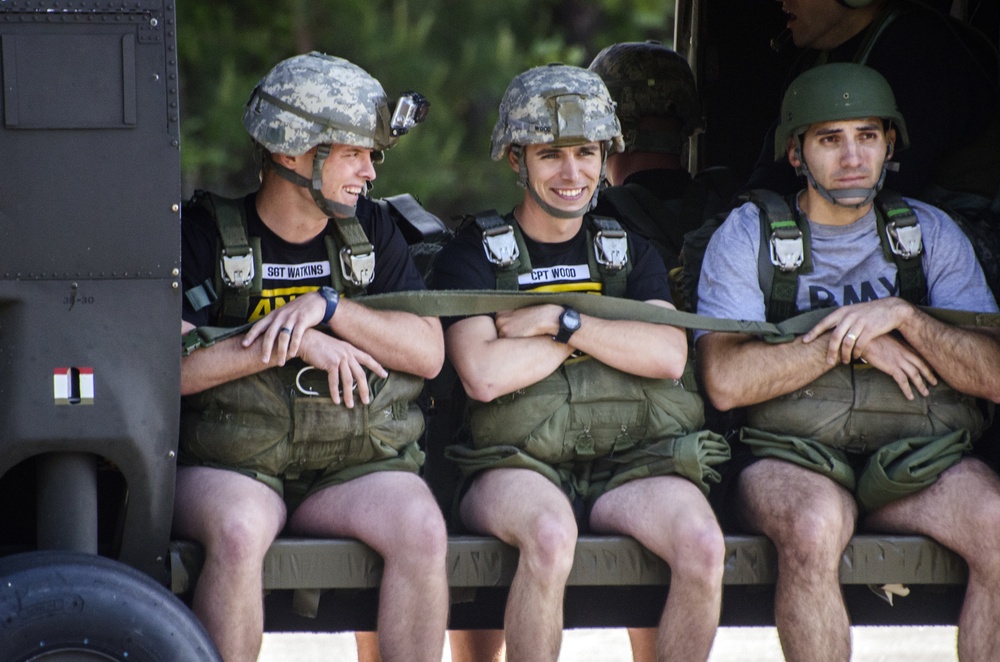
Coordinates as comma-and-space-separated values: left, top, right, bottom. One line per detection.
279, 326, 293, 335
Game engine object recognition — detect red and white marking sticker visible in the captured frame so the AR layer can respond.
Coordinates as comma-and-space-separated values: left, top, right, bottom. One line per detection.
53, 367, 94, 405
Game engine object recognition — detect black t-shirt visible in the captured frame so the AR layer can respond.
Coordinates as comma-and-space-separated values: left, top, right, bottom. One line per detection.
430, 212, 672, 314
745, 3, 1000, 198
593, 168, 737, 270
181, 193, 426, 327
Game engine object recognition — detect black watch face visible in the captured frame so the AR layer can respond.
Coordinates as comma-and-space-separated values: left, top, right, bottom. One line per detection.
562, 308, 581, 331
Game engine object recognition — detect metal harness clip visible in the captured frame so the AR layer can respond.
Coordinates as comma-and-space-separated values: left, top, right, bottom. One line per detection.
886, 221, 923, 259
481, 225, 520, 267
220, 249, 254, 289
295, 366, 321, 396
769, 233, 804, 272
340, 247, 376, 288
593, 229, 628, 272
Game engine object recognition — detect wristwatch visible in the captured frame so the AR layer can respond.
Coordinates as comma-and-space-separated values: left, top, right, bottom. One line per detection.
318, 286, 340, 324
554, 306, 581, 344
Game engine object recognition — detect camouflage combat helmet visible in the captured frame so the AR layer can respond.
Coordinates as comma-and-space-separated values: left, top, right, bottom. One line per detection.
589, 41, 703, 154
243, 52, 396, 218
244, 51, 396, 157
776, 62, 907, 207
490, 63, 623, 218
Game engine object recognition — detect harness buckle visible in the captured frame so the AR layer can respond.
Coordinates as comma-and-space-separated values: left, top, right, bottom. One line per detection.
340, 247, 376, 288
593, 228, 628, 272
481, 225, 520, 267
295, 366, 321, 396
769, 233, 804, 272
295, 365, 358, 398
886, 221, 923, 259
220, 249, 255, 289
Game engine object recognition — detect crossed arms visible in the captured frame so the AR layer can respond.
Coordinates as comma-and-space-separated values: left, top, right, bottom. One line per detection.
698, 297, 1000, 412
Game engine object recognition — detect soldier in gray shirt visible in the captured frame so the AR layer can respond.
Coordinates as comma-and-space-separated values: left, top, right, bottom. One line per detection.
697, 63, 1000, 662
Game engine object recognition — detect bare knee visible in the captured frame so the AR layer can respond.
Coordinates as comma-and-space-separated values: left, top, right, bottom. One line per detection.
206, 511, 277, 568
669, 518, 726, 584
772, 508, 852, 570
518, 510, 578, 582
388, 501, 449, 567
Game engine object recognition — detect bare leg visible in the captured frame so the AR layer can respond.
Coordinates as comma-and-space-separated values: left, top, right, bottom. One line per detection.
355, 631, 380, 662
626, 628, 657, 662
172, 466, 287, 662
592, 475, 724, 662
289, 472, 449, 662
736, 460, 857, 662
449, 629, 506, 662
460, 468, 578, 662
864, 458, 1000, 661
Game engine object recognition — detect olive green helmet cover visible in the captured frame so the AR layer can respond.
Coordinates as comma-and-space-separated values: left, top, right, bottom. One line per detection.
490, 63, 624, 161
244, 52, 396, 157
589, 40, 703, 154
774, 62, 909, 161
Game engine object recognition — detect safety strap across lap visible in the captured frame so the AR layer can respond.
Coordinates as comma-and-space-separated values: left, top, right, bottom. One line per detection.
182, 289, 1000, 355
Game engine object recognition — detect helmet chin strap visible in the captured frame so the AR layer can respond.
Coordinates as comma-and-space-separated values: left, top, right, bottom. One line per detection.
794, 143, 896, 209
513, 145, 605, 220
266, 145, 362, 218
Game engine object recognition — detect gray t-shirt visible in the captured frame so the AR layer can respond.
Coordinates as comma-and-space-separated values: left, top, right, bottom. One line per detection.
695, 195, 998, 340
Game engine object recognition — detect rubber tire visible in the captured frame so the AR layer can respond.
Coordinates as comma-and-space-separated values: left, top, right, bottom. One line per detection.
0, 550, 220, 661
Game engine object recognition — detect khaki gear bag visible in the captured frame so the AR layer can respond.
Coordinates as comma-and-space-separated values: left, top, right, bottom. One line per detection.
180, 365, 425, 479
741, 362, 988, 512
746, 363, 990, 452
459, 357, 728, 492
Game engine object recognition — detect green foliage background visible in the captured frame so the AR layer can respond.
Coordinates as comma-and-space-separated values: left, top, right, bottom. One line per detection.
178, 0, 674, 222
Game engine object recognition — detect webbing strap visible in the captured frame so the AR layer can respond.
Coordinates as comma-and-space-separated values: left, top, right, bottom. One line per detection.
350, 291, 998, 337
875, 190, 927, 306
194, 192, 263, 326
586, 216, 631, 298
742, 189, 812, 323
473, 212, 528, 291
182, 289, 1000, 355
331, 215, 375, 293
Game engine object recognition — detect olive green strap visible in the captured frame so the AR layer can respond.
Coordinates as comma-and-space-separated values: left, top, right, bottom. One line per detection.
353, 290, 1000, 334
182, 290, 1000, 355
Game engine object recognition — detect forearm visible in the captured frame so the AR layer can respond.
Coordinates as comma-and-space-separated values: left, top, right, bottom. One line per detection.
446, 318, 571, 402
181, 335, 278, 395
568, 313, 687, 380
328, 299, 444, 379
900, 308, 1000, 402
697, 332, 834, 411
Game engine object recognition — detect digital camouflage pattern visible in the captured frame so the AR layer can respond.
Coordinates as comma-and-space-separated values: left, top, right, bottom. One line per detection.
243, 51, 396, 157
490, 63, 624, 160
775, 62, 909, 161
589, 41, 704, 153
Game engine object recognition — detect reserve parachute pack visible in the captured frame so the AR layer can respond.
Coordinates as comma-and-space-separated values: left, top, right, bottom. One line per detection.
444, 211, 728, 498
180, 190, 447, 481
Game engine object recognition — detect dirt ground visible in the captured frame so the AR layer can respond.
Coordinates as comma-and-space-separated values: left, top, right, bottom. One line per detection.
259, 625, 959, 661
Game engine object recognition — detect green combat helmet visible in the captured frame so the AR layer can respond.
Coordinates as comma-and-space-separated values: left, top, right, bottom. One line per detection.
490, 63, 624, 219
244, 52, 426, 218
589, 40, 704, 154
775, 62, 908, 207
